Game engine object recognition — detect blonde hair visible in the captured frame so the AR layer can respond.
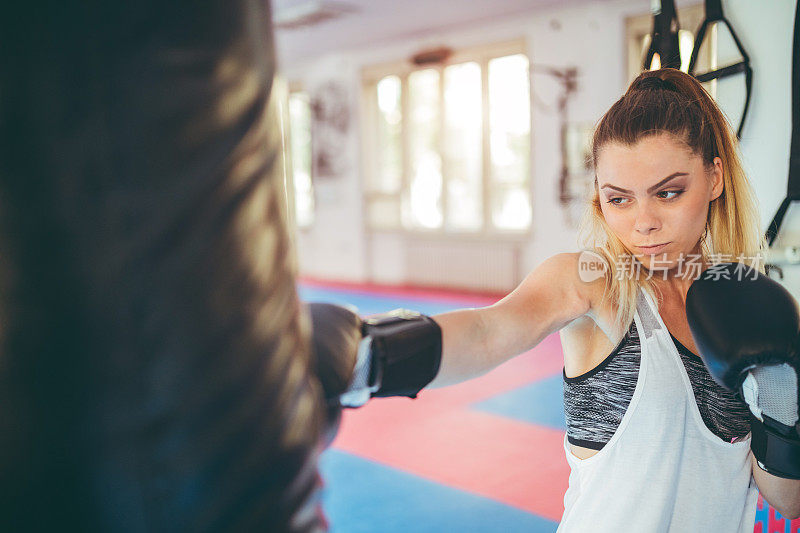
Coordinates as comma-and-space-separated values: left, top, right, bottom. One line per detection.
578, 68, 766, 342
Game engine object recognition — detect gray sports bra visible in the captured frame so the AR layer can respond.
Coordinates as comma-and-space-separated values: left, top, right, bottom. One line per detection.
563, 320, 752, 450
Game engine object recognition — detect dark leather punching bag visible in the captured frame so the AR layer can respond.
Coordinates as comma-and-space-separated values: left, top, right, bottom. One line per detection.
0, 2, 327, 531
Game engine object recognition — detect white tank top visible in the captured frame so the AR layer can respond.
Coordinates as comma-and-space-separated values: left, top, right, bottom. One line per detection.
557, 288, 759, 532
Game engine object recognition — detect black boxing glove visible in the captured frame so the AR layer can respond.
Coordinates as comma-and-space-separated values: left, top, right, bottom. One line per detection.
306, 303, 360, 446
307, 303, 442, 409
686, 263, 800, 479
307, 303, 361, 402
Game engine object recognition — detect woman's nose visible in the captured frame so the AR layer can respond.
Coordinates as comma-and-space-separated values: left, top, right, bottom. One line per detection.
633, 203, 661, 234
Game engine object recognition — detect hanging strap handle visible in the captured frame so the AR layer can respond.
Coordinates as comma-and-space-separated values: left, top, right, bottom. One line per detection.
688, 0, 753, 138
643, 0, 682, 70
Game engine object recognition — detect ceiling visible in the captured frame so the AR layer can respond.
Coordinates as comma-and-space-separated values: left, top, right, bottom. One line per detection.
272, 0, 599, 66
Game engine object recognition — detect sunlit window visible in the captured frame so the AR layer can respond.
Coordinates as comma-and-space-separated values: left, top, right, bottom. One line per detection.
489, 54, 531, 230
444, 61, 482, 231
364, 44, 532, 235
376, 76, 402, 195
406, 69, 443, 230
288, 91, 314, 228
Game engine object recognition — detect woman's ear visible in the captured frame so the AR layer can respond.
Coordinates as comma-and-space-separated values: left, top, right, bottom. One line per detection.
709, 157, 724, 201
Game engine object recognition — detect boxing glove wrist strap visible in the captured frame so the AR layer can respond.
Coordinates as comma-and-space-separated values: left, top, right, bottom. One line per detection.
750, 413, 800, 479
366, 309, 442, 399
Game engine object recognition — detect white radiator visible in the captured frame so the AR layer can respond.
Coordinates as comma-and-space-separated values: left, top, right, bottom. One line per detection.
405, 239, 520, 293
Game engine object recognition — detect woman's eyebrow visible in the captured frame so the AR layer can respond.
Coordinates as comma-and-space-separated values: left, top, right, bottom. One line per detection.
599, 172, 688, 194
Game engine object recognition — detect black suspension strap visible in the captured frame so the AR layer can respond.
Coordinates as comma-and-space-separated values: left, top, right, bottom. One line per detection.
644, 0, 682, 70
688, 0, 753, 139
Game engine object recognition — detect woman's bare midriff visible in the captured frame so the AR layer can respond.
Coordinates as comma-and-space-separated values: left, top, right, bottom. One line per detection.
569, 443, 601, 459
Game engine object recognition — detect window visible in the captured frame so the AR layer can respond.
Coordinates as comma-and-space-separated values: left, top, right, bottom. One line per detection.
363, 41, 532, 235
288, 90, 314, 228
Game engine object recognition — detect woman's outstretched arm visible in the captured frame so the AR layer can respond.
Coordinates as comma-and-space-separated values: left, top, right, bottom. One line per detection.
429, 252, 593, 388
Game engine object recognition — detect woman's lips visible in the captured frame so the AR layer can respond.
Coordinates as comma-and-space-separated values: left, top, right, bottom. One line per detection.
637, 242, 670, 254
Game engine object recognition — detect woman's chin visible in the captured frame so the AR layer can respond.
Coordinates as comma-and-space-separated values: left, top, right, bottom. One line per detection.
635, 251, 672, 264
635, 252, 677, 275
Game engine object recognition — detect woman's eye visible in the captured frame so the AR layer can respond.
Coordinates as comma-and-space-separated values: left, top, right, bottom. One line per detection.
608, 189, 684, 206
657, 189, 684, 200
607, 189, 684, 206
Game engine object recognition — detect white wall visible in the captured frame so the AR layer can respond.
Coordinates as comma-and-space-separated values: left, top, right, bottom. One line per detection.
278, 0, 799, 294
721, 0, 800, 298
284, 55, 369, 282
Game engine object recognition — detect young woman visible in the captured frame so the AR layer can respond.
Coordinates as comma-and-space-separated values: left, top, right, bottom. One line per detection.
428, 68, 799, 529
313, 67, 800, 530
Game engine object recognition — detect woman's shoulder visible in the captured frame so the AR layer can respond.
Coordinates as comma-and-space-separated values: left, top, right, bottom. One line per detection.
549, 250, 611, 312
498, 250, 614, 335
550, 250, 620, 341
533, 252, 597, 311
550, 251, 624, 376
